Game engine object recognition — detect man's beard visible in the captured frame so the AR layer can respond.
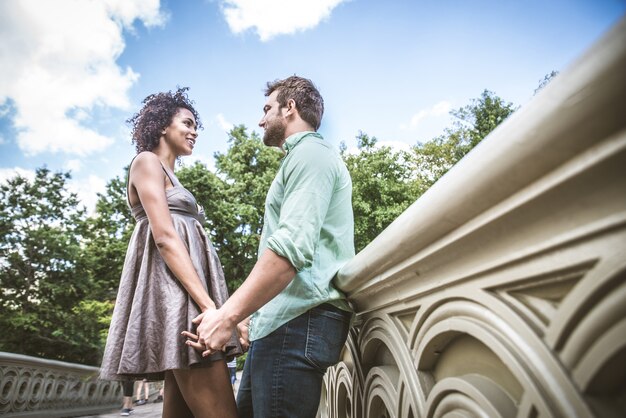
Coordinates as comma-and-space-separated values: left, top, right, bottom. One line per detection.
263, 118, 286, 147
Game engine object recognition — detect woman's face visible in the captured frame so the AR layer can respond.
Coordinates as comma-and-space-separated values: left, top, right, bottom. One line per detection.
162, 108, 198, 156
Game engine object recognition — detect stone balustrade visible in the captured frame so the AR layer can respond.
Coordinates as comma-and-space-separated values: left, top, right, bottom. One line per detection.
0, 352, 120, 417
321, 17, 626, 418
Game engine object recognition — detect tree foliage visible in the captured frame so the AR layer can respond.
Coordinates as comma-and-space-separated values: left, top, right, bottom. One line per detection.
342, 133, 422, 252
344, 90, 517, 251
0, 168, 112, 364
83, 169, 135, 300
412, 89, 517, 189
178, 125, 282, 292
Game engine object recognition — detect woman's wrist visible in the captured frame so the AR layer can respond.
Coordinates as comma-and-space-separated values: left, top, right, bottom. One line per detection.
200, 301, 216, 312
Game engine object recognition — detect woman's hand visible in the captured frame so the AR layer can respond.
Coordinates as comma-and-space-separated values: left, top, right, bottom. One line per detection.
183, 308, 233, 357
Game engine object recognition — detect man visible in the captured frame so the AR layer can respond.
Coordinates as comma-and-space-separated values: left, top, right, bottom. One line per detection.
185, 75, 354, 417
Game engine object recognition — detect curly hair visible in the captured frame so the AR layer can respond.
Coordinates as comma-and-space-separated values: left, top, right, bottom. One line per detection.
127, 87, 202, 153
265, 76, 324, 130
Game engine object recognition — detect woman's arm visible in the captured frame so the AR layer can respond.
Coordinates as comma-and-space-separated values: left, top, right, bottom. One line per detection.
130, 152, 215, 312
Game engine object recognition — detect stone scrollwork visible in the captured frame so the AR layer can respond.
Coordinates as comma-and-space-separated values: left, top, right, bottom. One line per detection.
326, 17, 626, 418
0, 352, 121, 417
320, 329, 362, 418
424, 374, 517, 418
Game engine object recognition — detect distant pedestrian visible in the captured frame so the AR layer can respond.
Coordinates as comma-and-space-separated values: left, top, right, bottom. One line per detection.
120, 380, 134, 416
153, 385, 164, 403
134, 379, 149, 405
227, 358, 237, 389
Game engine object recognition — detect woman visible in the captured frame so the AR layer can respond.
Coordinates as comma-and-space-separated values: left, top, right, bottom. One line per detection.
100, 88, 240, 418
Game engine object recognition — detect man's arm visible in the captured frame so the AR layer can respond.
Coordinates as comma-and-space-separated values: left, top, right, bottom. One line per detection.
220, 248, 295, 324
184, 141, 336, 353
184, 248, 296, 354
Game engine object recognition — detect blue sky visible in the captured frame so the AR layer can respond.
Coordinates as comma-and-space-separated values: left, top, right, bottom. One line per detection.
1, 0, 624, 212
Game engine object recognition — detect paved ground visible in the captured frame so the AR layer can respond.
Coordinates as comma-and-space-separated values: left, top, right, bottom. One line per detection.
89, 399, 164, 418
85, 371, 242, 418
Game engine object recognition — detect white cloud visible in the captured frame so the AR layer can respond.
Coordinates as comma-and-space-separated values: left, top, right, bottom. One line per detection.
400, 100, 452, 131
64, 159, 83, 173
68, 174, 107, 214
180, 153, 218, 173
220, 0, 348, 41
0, 167, 36, 184
377, 140, 412, 152
216, 113, 234, 132
342, 139, 412, 156
0, 167, 105, 213
0, 0, 166, 156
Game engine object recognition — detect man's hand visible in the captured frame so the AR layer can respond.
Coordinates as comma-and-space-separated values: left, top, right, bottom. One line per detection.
182, 308, 235, 357
237, 319, 250, 351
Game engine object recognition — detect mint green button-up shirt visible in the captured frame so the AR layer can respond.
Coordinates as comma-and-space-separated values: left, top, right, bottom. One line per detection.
249, 131, 355, 341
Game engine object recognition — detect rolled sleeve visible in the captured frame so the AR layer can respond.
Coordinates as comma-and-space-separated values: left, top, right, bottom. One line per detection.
265, 144, 336, 271
266, 233, 306, 270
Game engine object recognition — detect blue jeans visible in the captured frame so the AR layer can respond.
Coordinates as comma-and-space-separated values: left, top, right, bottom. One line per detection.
230, 366, 237, 385
236, 303, 351, 418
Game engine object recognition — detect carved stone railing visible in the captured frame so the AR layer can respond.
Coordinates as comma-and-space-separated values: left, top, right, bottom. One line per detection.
322, 17, 626, 418
0, 352, 121, 417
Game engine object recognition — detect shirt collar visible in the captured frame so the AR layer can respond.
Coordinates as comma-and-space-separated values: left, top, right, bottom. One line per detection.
283, 131, 322, 154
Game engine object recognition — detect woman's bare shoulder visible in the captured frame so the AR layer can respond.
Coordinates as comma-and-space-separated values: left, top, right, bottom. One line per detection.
131, 151, 162, 174
133, 151, 160, 164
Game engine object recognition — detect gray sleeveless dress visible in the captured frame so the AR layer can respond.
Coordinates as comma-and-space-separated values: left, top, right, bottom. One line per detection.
99, 163, 241, 381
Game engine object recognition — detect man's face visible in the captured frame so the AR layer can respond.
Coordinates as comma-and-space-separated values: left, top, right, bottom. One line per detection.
259, 90, 287, 147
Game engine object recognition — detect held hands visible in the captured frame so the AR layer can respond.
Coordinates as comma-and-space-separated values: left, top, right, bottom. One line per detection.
182, 308, 244, 357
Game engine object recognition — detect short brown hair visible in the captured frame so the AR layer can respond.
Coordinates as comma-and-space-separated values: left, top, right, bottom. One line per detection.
265, 76, 324, 130
127, 87, 202, 153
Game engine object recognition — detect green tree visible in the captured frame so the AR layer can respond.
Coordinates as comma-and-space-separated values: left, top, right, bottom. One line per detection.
0, 168, 105, 364
83, 169, 135, 300
412, 89, 517, 189
343, 90, 518, 251
342, 133, 422, 252
178, 125, 282, 292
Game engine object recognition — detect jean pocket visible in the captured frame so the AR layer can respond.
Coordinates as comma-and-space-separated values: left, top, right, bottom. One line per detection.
304, 306, 350, 372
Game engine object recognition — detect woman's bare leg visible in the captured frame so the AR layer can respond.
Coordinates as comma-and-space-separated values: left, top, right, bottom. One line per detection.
142, 380, 150, 400
163, 370, 193, 418
173, 360, 237, 418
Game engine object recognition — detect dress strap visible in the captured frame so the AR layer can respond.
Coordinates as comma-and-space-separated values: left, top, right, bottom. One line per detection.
160, 163, 181, 188
126, 155, 181, 208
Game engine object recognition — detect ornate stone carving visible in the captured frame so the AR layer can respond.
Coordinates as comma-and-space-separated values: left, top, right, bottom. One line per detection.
325, 18, 626, 418
0, 352, 121, 417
